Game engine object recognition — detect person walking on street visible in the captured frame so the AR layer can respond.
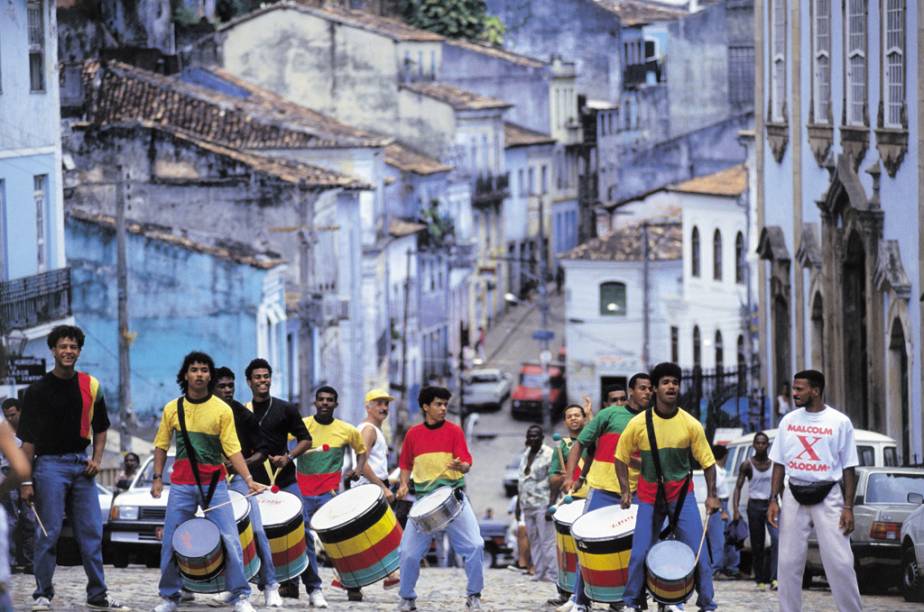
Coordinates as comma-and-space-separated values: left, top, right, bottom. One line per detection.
1, 398, 35, 574
151, 352, 265, 612
114, 453, 140, 492
615, 363, 719, 611
768, 370, 862, 612
706, 445, 740, 580
213, 366, 282, 607
243, 359, 312, 601
18, 325, 130, 611
732, 431, 778, 590
517, 425, 556, 584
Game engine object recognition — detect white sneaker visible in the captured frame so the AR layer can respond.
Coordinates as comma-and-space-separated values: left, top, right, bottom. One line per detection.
208, 592, 234, 608
152, 600, 177, 612
555, 599, 575, 612
179, 589, 195, 603
233, 600, 256, 612
264, 584, 283, 608
32, 598, 52, 612
308, 589, 328, 608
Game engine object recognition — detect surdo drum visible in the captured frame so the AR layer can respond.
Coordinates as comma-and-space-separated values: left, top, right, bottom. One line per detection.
407, 486, 464, 533
310, 484, 403, 588
552, 499, 586, 594
645, 539, 696, 605
256, 489, 309, 583
570, 504, 637, 603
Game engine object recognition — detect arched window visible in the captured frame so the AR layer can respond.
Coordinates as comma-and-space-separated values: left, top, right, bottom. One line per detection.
735, 232, 746, 284
737, 334, 746, 368
693, 325, 702, 367
691, 227, 701, 277
713, 229, 723, 281
599, 282, 627, 316
883, 0, 905, 128
715, 330, 724, 370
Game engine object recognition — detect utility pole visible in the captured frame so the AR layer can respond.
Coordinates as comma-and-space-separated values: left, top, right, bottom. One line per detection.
642, 221, 650, 369
297, 188, 316, 414
398, 248, 413, 436
538, 197, 552, 434
115, 166, 133, 453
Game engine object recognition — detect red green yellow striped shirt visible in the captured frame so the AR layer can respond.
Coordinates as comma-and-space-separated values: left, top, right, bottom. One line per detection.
577, 405, 641, 494
296, 417, 366, 496
153, 395, 240, 485
398, 420, 472, 495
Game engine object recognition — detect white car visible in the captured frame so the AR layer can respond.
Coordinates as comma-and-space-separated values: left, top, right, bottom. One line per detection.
900, 493, 924, 602
58, 482, 113, 565
108, 454, 173, 567
462, 368, 512, 411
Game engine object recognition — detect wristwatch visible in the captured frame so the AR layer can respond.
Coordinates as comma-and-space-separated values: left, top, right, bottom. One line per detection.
152, 474, 162, 481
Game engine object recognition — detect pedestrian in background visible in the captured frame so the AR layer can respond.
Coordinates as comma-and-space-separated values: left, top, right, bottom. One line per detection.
776, 382, 792, 418
1, 398, 34, 575
768, 370, 861, 612
707, 445, 740, 579
732, 431, 778, 590
517, 425, 556, 584
114, 452, 140, 492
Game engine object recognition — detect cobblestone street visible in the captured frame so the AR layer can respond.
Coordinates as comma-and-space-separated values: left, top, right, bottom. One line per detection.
10, 566, 920, 611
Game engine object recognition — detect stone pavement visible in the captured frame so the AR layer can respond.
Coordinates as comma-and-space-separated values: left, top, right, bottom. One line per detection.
10, 566, 920, 611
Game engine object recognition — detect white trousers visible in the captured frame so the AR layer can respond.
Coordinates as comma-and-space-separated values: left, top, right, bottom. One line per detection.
524, 508, 557, 582
778, 486, 862, 612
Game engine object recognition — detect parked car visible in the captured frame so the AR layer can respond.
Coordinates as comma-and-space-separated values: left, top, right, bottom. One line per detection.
58, 482, 113, 566
503, 458, 520, 497
479, 518, 515, 569
901, 490, 924, 602
510, 362, 567, 421
805, 466, 924, 592
108, 454, 172, 567
462, 368, 512, 411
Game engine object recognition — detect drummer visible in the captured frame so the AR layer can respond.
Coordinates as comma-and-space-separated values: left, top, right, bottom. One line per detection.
614, 362, 719, 611
561, 375, 651, 612
151, 351, 265, 612
396, 386, 484, 612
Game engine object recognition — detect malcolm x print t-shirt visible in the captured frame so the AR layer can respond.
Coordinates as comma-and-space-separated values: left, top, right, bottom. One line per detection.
769, 405, 859, 483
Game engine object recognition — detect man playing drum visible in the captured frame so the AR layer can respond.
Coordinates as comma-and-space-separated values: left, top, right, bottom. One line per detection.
151, 352, 265, 612
396, 386, 485, 612
615, 362, 719, 611
767, 370, 862, 612
561, 374, 651, 612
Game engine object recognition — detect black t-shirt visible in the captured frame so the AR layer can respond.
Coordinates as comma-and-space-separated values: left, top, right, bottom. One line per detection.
19, 371, 111, 455
228, 399, 265, 460
250, 396, 310, 487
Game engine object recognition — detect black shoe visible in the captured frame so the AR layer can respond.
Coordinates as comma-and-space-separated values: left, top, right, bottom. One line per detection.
547, 595, 569, 605
86, 596, 131, 611
347, 589, 363, 602
278, 581, 299, 599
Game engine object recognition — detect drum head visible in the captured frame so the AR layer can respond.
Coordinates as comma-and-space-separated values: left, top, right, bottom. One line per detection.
646, 540, 695, 580
408, 486, 454, 518
552, 499, 586, 527
173, 518, 220, 556
256, 490, 303, 526
195, 490, 248, 521
310, 484, 382, 532
571, 505, 637, 541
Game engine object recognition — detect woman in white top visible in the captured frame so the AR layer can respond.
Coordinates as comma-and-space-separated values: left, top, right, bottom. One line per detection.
732, 431, 778, 589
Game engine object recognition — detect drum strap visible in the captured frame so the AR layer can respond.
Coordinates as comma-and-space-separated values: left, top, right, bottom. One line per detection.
177, 397, 221, 509
645, 408, 692, 540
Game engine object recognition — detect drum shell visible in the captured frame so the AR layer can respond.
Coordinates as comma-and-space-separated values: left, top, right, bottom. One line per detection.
645, 540, 695, 605
552, 500, 585, 595
570, 507, 635, 603
181, 498, 262, 593
312, 486, 403, 589
408, 487, 464, 533
258, 491, 309, 584
174, 518, 224, 586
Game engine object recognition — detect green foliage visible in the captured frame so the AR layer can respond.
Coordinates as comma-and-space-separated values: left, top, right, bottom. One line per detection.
479, 15, 505, 46
418, 200, 456, 249
400, 0, 504, 44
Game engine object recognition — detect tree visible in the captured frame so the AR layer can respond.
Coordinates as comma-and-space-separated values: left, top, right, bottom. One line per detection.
400, 0, 504, 45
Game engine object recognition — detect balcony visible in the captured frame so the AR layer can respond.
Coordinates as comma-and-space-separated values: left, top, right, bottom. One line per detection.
472, 173, 509, 208
623, 60, 662, 89
450, 242, 477, 269
0, 268, 72, 331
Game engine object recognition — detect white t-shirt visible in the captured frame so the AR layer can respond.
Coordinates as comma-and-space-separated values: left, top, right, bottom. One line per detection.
769, 405, 859, 483
715, 463, 729, 499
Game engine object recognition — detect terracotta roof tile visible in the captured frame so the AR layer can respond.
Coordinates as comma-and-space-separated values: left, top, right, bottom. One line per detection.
668, 164, 747, 197
504, 122, 556, 148
564, 221, 682, 262
389, 219, 427, 237
401, 81, 511, 111
593, 0, 687, 26
385, 143, 452, 175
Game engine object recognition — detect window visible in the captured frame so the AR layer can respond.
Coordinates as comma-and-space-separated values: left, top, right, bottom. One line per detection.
28, 0, 45, 92
728, 45, 755, 106
713, 229, 723, 281
528, 167, 535, 195
865, 473, 924, 502
541, 165, 548, 194
481, 135, 489, 172
34, 174, 48, 271
715, 330, 724, 369
770, 0, 787, 121
693, 326, 702, 367
430, 50, 436, 78
691, 226, 701, 277
671, 326, 679, 362
737, 335, 746, 368
812, 0, 832, 123
845, 0, 867, 126
883, 0, 905, 128
857, 445, 874, 466
518, 168, 525, 197
599, 282, 627, 316
735, 232, 746, 284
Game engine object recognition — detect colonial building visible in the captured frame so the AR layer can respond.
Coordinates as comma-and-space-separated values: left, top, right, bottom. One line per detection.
753, 0, 922, 462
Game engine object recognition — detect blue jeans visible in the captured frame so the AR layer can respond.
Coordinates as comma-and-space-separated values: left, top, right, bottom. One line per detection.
399, 492, 484, 600
158, 482, 250, 601
707, 498, 739, 573
299, 489, 334, 593
747, 499, 778, 583
573, 488, 628, 606
33, 454, 107, 602
623, 494, 717, 610
230, 475, 278, 589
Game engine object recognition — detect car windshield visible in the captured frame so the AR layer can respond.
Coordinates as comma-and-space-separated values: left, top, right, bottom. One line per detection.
884, 447, 898, 466
865, 473, 924, 504
135, 456, 176, 488
470, 374, 499, 384
857, 446, 875, 466
520, 373, 546, 387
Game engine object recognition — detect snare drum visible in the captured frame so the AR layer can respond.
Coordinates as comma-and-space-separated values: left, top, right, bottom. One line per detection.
645, 539, 695, 605
310, 484, 403, 588
408, 486, 464, 533
552, 499, 586, 594
173, 518, 224, 586
257, 490, 309, 583
570, 505, 637, 603
180, 490, 261, 593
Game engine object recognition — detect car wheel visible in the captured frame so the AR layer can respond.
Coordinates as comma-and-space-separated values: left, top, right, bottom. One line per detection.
111, 547, 129, 569
801, 570, 813, 590
145, 552, 160, 568
902, 545, 924, 602
504, 485, 517, 497
482, 549, 495, 571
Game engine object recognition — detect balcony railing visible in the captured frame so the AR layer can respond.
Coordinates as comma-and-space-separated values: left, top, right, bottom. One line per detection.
0, 268, 72, 330
450, 242, 477, 269
623, 60, 662, 89
472, 172, 510, 207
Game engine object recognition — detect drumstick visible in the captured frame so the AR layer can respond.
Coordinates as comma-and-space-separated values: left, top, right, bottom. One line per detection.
693, 509, 711, 564
29, 503, 48, 538
202, 489, 263, 513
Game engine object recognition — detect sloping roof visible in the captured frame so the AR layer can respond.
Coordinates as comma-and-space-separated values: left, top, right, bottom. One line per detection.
385, 143, 452, 175
564, 222, 682, 262
84, 60, 386, 150
401, 81, 511, 111
593, 0, 687, 26
668, 164, 747, 197
389, 219, 427, 237
504, 122, 556, 148
68, 208, 286, 270
444, 38, 546, 69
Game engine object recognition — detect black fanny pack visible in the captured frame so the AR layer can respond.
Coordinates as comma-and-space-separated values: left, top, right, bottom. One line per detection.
789, 480, 836, 505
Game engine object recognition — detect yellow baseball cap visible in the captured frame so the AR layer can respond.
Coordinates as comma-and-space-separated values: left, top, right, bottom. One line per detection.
365, 388, 395, 403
